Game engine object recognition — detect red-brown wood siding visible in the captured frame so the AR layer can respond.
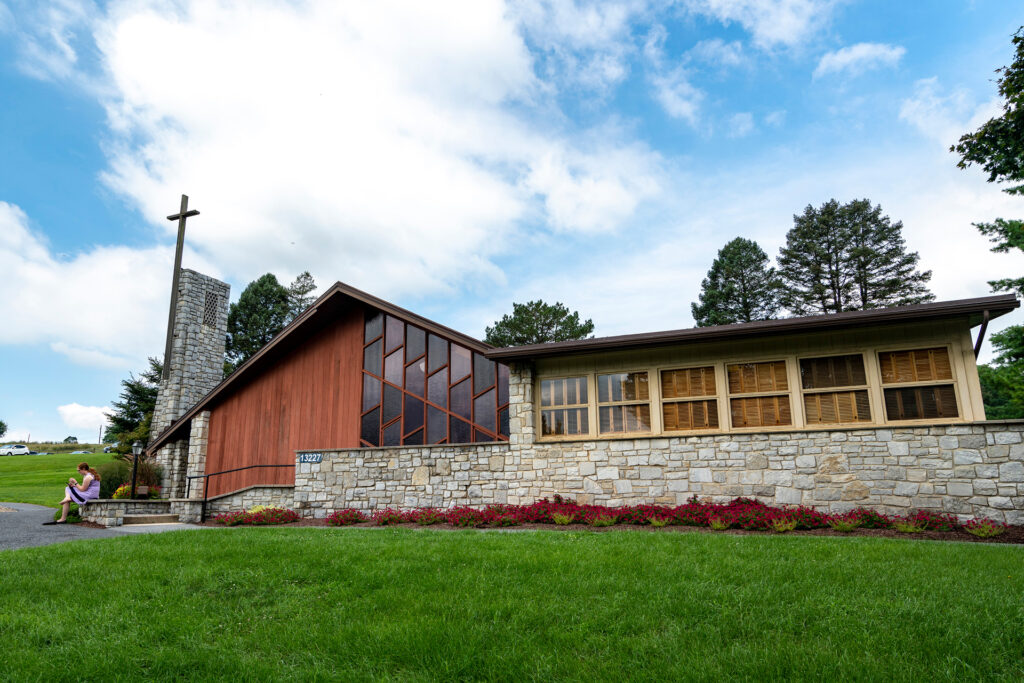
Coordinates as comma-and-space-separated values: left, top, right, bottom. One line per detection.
203, 304, 364, 497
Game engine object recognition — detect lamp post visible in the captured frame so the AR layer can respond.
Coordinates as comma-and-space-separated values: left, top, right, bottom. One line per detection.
130, 441, 143, 499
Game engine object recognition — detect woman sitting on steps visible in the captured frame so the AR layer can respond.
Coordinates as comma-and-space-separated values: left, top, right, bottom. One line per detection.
44, 462, 101, 525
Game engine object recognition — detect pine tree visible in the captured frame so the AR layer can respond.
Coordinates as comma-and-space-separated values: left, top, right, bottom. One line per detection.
287, 271, 318, 319
778, 199, 933, 315
104, 357, 162, 452
484, 301, 594, 347
691, 237, 780, 326
224, 273, 291, 373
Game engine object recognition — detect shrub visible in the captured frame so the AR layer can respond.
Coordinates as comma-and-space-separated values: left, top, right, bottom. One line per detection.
828, 514, 863, 533
893, 518, 926, 533
963, 518, 1009, 538
213, 508, 299, 526
111, 483, 162, 500
904, 510, 960, 532
326, 509, 367, 526
409, 509, 446, 526
769, 516, 798, 533
847, 508, 892, 529
649, 517, 669, 528
446, 507, 489, 527
551, 512, 574, 526
372, 509, 406, 526
709, 516, 730, 531
588, 515, 616, 527
97, 460, 129, 499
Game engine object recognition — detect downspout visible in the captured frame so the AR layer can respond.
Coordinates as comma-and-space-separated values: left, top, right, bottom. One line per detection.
973, 310, 990, 359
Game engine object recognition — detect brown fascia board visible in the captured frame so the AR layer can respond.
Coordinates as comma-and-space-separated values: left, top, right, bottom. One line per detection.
484, 294, 1020, 361
147, 281, 492, 454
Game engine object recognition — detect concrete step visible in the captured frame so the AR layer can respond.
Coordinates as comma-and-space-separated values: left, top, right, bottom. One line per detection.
122, 514, 180, 525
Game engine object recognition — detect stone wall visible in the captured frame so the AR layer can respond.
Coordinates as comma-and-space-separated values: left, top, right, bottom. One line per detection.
296, 421, 1024, 524
81, 499, 173, 527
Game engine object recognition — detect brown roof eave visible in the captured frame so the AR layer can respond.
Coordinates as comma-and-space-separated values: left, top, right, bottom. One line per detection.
484, 294, 1020, 361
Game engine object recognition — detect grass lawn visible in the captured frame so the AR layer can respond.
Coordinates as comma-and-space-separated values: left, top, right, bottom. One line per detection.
0, 452, 117, 507
1, 529, 1022, 680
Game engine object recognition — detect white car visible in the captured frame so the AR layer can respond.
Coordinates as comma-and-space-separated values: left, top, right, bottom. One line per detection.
0, 444, 30, 456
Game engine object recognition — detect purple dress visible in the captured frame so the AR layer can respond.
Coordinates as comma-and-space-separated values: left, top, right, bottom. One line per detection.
67, 476, 100, 507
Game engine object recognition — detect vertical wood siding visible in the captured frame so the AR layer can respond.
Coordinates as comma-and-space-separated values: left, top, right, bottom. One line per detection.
203, 305, 364, 497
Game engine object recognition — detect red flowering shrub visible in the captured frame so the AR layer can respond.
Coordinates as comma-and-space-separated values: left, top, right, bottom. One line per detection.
212, 507, 299, 526
372, 508, 407, 525
326, 509, 367, 526
963, 518, 1009, 538
409, 509, 446, 525
902, 510, 960, 532
846, 508, 893, 529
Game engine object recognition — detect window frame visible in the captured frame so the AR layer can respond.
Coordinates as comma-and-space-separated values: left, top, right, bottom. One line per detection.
656, 363, 723, 434
595, 370, 654, 436
725, 358, 795, 431
798, 352, 875, 427
874, 344, 962, 424
538, 373, 594, 438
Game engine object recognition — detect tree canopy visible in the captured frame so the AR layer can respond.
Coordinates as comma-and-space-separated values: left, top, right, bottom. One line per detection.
953, 27, 1024, 418
484, 300, 594, 347
287, 271, 318, 319
691, 237, 780, 327
104, 357, 162, 452
225, 274, 292, 373
0, 419, 6, 439
777, 199, 933, 315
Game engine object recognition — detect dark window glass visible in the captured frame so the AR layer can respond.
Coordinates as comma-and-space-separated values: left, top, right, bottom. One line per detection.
384, 348, 404, 386
406, 359, 426, 397
473, 388, 496, 432
451, 378, 472, 419
363, 339, 382, 377
473, 353, 496, 394
451, 344, 471, 382
498, 407, 509, 437
360, 407, 380, 446
450, 416, 472, 444
883, 385, 958, 420
473, 428, 496, 442
385, 316, 404, 353
364, 311, 383, 343
428, 368, 448, 408
800, 355, 867, 389
427, 405, 447, 443
382, 419, 402, 446
362, 374, 380, 412
428, 335, 448, 373
382, 384, 402, 424
404, 395, 424, 435
497, 364, 509, 406
406, 326, 426, 360
403, 429, 424, 446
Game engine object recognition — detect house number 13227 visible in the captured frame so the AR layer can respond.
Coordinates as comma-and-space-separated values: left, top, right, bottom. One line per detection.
298, 452, 323, 463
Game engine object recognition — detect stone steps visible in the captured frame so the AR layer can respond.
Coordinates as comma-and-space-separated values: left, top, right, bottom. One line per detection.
122, 514, 181, 525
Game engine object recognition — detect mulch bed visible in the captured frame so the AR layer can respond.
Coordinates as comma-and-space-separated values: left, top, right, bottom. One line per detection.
198, 518, 1024, 544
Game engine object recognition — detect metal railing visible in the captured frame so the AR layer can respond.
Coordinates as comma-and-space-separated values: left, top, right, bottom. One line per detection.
185, 463, 295, 522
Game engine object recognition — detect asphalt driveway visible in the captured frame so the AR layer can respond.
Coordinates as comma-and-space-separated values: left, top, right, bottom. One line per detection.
0, 502, 212, 551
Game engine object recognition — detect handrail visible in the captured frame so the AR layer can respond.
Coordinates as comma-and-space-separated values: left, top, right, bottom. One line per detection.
185, 463, 295, 522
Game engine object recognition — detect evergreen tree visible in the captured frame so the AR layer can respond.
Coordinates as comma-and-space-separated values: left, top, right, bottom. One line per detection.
0, 419, 6, 439
778, 199, 933, 315
484, 300, 594, 347
224, 273, 291, 374
104, 357, 162, 452
287, 271, 318, 319
691, 238, 780, 326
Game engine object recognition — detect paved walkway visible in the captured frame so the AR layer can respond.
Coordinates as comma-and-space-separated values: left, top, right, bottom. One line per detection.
0, 502, 213, 551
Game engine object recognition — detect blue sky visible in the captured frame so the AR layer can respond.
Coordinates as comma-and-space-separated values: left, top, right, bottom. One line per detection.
1, 0, 1022, 443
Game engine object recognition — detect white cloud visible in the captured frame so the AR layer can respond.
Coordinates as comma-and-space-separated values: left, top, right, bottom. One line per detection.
689, 38, 746, 69
57, 402, 112, 431
813, 42, 905, 79
765, 110, 787, 126
0, 201, 200, 368
88, 0, 662, 302
899, 77, 1002, 147
651, 69, 704, 125
727, 112, 755, 137
8, 0, 99, 81
682, 0, 836, 49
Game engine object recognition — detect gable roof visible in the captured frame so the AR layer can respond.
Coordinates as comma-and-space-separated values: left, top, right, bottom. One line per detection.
485, 294, 1020, 361
147, 281, 491, 454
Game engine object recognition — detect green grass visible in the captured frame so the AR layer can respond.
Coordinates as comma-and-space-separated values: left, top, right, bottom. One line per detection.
1, 529, 1022, 681
0, 452, 116, 507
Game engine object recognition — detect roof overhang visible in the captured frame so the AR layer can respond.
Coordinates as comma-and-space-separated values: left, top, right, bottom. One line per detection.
484, 294, 1020, 362
147, 281, 492, 455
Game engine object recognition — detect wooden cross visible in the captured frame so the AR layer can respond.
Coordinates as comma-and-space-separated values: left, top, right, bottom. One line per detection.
161, 194, 201, 381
